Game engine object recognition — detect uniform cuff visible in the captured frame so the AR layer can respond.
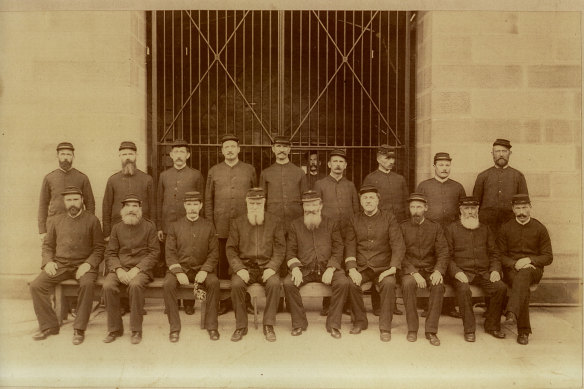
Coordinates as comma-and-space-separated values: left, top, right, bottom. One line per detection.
287, 258, 302, 270
169, 264, 184, 274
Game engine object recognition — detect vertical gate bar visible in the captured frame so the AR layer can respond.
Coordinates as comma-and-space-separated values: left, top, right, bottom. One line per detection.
162, 11, 166, 144
342, 10, 346, 146
404, 11, 412, 189
300, 12, 303, 143
215, 10, 218, 143
386, 11, 390, 148
205, 10, 209, 166
279, 10, 285, 137
307, 11, 311, 142
325, 12, 328, 147
377, 13, 381, 148
199, 10, 203, 146
316, 11, 319, 149
351, 10, 355, 177
171, 11, 175, 144
249, 12, 253, 146
290, 11, 293, 138
243, 12, 246, 140
361, 11, 365, 181
181, 11, 184, 140
269, 11, 272, 134
150, 12, 158, 182
223, 11, 227, 139
234, 11, 237, 137
189, 10, 192, 148
395, 12, 398, 150
333, 10, 337, 146
260, 12, 264, 169
368, 11, 373, 148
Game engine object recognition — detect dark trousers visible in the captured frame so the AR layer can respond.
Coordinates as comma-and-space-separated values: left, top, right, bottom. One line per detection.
30, 266, 97, 331
504, 267, 543, 335
402, 271, 444, 334
453, 275, 507, 333
103, 271, 152, 332
349, 268, 396, 332
283, 269, 349, 330
217, 238, 230, 280
163, 271, 219, 332
231, 269, 280, 329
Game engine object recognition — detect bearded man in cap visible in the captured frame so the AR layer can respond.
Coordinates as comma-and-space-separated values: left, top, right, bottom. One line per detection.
497, 194, 553, 345
103, 194, 160, 345
445, 196, 507, 343
38, 142, 95, 242
283, 190, 350, 339
400, 193, 448, 346
30, 186, 104, 345
205, 134, 257, 315
344, 185, 405, 342
473, 138, 528, 234
163, 191, 220, 342
226, 188, 285, 342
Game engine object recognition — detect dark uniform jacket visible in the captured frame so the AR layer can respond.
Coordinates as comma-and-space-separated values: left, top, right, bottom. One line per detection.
496, 218, 553, 271
286, 215, 344, 274
445, 221, 500, 281
314, 175, 359, 223
102, 170, 155, 237
165, 217, 218, 274
306, 171, 325, 190
38, 168, 95, 233
260, 162, 308, 225
226, 213, 286, 273
41, 211, 104, 269
362, 169, 408, 222
205, 160, 256, 238
400, 219, 449, 275
473, 166, 528, 223
157, 166, 205, 233
416, 177, 466, 227
344, 209, 406, 273
105, 218, 160, 276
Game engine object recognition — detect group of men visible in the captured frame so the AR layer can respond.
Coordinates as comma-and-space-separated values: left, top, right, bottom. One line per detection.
30, 136, 552, 347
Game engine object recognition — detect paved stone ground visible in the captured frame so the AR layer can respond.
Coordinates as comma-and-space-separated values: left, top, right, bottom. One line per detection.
0, 298, 581, 388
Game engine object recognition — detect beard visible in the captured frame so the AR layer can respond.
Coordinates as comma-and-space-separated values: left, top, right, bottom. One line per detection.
67, 206, 81, 216
303, 212, 322, 231
247, 210, 265, 226
59, 160, 72, 171
121, 207, 142, 225
495, 157, 508, 167
411, 214, 424, 224
461, 215, 480, 230
122, 160, 136, 176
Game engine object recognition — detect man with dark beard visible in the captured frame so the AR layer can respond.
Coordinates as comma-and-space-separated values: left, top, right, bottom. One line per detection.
445, 196, 507, 343
226, 188, 285, 342
102, 141, 155, 239
163, 191, 220, 342
400, 193, 448, 346
305, 150, 325, 190
103, 194, 160, 345
38, 142, 95, 242
30, 186, 104, 345
283, 191, 349, 339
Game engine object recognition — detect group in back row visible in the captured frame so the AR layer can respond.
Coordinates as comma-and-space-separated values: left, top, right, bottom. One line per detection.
30, 136, 552, 347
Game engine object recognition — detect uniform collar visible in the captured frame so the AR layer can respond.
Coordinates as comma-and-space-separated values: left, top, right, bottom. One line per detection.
276, 159, 290, 165
186, 215, 200, 222
224, 159, 239, 167
59, 167, 73, 173
494, 164, 509, 169
516, 217, 531, 225
68, 209, 83, 219
364, 209, 379, 217
434, 176, 449, 183
173, 164, 187, 171
378, 166, 391, 174
329, 173, 344, 182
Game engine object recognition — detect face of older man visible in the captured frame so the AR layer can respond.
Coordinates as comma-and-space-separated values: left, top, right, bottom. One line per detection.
460, 205, 479, 230
328, 156, 347, 177
409, 200, 427, 224
377, 154, 395, 171
308, 153, 319, 172
303, 200, 323, 231
57, 150, 74, 171
184, 200, 202, 220
492, 145, 511, 168
222, 140, 240, 163
360, 192, 380, 215
120, 149, 137, 176
513, 203, 531, 223
121, 202, 142, 225
246, 198, 265, 226
272, 143, 290, 161
170, 146, 190, 169
63, 194, 83, 216
434, 160, 451, 179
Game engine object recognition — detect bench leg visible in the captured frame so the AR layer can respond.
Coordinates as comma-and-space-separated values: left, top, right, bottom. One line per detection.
253, 296, 258, 330
200, 300, 206, 330
55, 285, 63, 326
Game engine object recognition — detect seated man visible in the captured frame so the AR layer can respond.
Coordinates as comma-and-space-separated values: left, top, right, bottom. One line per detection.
103, 194, 160, 345
226, 188, 285, 342
497, 194, 553, 345
400, 193, 448, 346
345, 185, 405, 342
445, 196, 507, 342
283, 190, 350, 339
30, 186, 104, 345
163, 191, 220, 342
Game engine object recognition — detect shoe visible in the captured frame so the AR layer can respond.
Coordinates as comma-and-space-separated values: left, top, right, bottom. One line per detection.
406, 331, 417, 342
263, 325, 276, 342
373, 308, 380, 317
103, 330, 123, 343
449, 309, 462, 319
231, 327, 248, 342
425, 332, 440, 346
218, 299, 233, 316
32, 327, 59, 341
130, 331, 142, 344
291, 327, 306, 336
486, 329, 506, 339
349, 326, 362, 335
420, 310, 428, 318
169, 331, 180, 343
208, 329, 220, 341
184, 305, 195, 315
505, 311, 517, 325
72, 329, 85, 345
517, 333, 529, 345
380, 330, 391, 342
327, 327, 341, 339
464, 332, 476, 342
394, 305, 403, 315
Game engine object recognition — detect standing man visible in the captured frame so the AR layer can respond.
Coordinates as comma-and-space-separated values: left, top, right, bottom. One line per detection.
30, 186, 104, 345
226, 188, 285, 342
163, 191, 220, 342
38, 142, 95, 241
446, 196, 508, 343
283, 190, 350, 339
102, 194, 160, 345
497, 194, 553, 345
305, 150, 325, 190
344, 185, 406, 342
205, 133, 256, 315
400, 193, 448, 346
473, 138, 528, 234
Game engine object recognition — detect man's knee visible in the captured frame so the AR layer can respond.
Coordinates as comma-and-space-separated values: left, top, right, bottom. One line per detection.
401, 275, 416, 291
380, 275, 396, 289
163, 274, 177, 291
265, 275, 281, 289
128, 277, 146, 292
205, 274, 220, 291
102, 275, 118, 292
78, 272, 97, 288
29, 273, 46, 292
431, 283, 445, 295
231, 275, 246, 291
493, 280, 508, 293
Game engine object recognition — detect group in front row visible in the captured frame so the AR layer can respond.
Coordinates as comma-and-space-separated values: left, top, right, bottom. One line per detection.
30, 136, 553, 347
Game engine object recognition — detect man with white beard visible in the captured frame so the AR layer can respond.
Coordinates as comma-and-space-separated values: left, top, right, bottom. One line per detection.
226, 188, 285, 342
103, 194, 160, 345
445, 196, 507, 342
283, 191, 350, 339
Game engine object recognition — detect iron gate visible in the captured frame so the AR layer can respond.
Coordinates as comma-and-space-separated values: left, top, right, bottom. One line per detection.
147, 10, 416, 189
